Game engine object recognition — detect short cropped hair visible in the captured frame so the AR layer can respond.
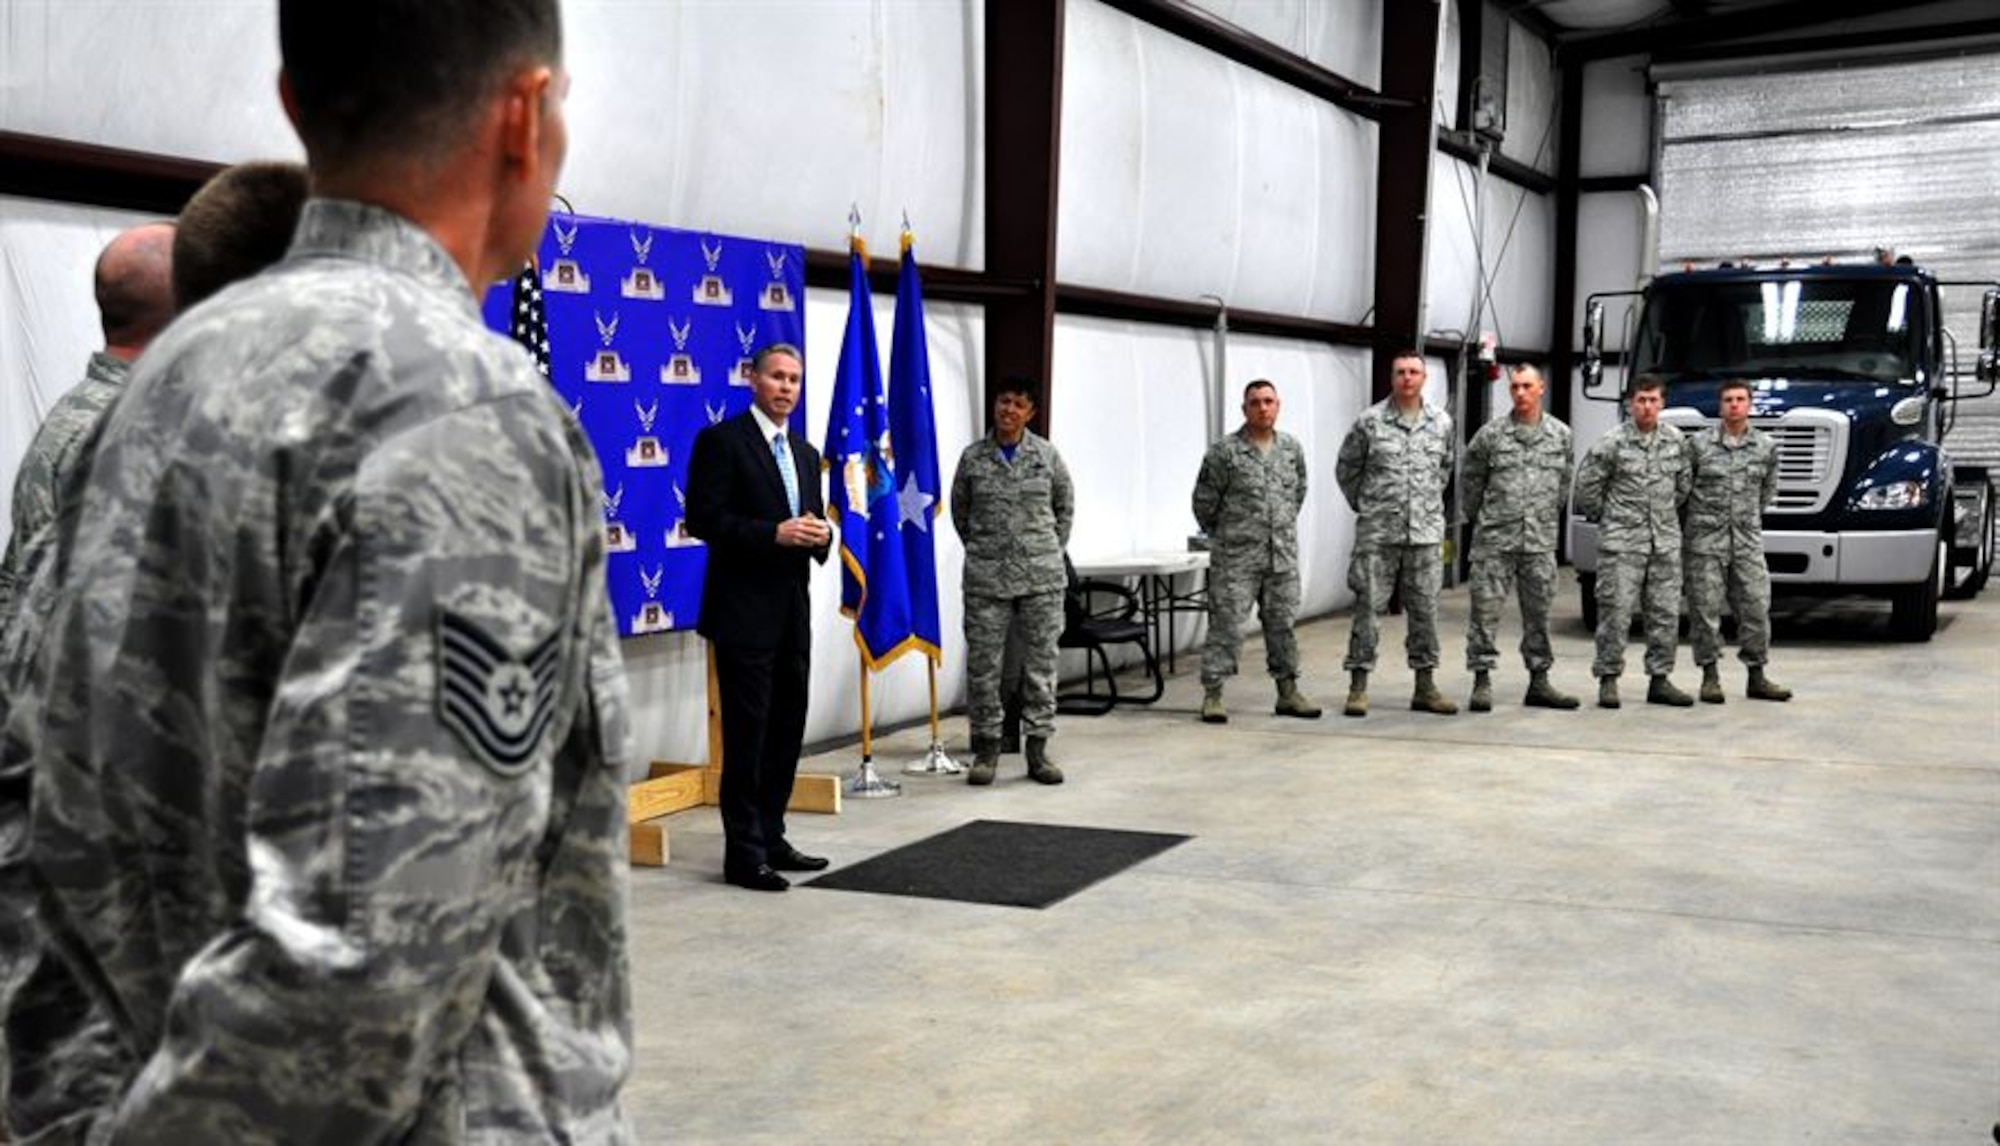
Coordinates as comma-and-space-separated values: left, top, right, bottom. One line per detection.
1243, 379, 1277, 400
1509, 363, 1545, 385
1630, 373, 1668, 397
751, 343, 802, 375
279, 0, 563, 170
174, 162, 311, 311
1717, 378, 1753, 401
996, 376, 1041, 406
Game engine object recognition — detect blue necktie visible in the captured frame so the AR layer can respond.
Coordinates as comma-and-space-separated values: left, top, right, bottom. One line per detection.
773, 432, 800, 516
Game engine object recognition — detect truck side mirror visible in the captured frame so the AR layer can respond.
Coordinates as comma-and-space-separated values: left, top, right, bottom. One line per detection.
1581, 298, 1605, 390
1980, 288, 2000, 384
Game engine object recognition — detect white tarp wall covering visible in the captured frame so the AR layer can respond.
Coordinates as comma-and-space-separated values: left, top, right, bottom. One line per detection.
1568, 53, 1653, 448
1055, 0, 1381, 629
1058, 0, 1378, 324
1427, 4, 1558, 358
1185, 0, 1383, 90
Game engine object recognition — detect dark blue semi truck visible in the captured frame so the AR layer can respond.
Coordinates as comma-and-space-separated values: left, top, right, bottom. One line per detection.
1572, 262, 1998, 641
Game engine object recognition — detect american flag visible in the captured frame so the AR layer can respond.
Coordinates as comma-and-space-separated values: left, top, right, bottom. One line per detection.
509, 260, 552, 378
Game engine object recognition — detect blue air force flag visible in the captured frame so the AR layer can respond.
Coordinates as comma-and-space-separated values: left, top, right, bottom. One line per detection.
823, 238, 915, 669
888, 231, 943, 662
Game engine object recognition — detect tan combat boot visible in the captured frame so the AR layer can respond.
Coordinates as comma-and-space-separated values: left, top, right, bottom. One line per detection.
967, 738, 999, 786
1468, 670, 1494, 713
1699, 664, 1725, 704
1344, 670, 1369, 718
1274, 676, 1322, 719
1597, 676, 1621, 710
1410, 669, 1459, 715
1026, 737, 1065, 784
1200, 685, 1227, 724
1746, 666, 1792, 702
1524, 671, 1579, 710
1647, 675, 1694, 707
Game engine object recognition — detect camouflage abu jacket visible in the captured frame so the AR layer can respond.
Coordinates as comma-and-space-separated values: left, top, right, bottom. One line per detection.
1191, 427, 1307, 573
1462, 411, 1573, 558
1336, 398, 1455, 549
11, 200, 634, 1144
950, 429, 1073, 598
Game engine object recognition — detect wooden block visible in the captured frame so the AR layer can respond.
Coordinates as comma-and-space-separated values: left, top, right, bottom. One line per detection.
629, 820, 668, 867
648, 760, 703, 779
627, 768, 706, 825
787, 773, 842, 815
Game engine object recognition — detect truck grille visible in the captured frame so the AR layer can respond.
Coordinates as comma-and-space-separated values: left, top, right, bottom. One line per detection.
1752, 412, 1845, 514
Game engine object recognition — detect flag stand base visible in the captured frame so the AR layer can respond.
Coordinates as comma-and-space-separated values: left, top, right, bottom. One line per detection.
846, 757, 902, 799
903, 741, 963, 776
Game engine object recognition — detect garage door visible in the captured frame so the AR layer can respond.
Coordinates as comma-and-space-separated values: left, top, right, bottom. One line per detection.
1653, 48, 2000, 483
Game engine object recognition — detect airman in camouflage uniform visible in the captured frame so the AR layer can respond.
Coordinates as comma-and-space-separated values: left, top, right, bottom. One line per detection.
2, 4, 636, 1141
1685, 379, 1791, 703
1192, 379, 1320, 722
1462, 364, 1579, 711
0, 223, 176, 1145
1573, 374, 1694, 708
1336, 352, 1458, 716
951, 377, 1073, 786
0, 223, 175, 624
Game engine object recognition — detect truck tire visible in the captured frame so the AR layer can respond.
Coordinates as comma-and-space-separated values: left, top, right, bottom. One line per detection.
1888, 540, 1943, 642
1578, 571, 1598, 632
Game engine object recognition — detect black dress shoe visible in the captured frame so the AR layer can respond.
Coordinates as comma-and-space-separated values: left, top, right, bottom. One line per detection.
724, 864, 790, 892
767, 847, 829, 872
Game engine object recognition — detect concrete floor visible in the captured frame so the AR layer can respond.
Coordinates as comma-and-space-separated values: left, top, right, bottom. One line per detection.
626, 583, 2000, 1144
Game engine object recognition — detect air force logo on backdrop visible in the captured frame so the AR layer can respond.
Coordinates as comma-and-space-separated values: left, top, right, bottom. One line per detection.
732, 322, 758, 387
694, 238, 732, 306
621, 228, 664, 300
760, 248, 795, 312
585, 310, 630, 383
602, 482, 638, 553
632, 565, 674, 634
627, 399, 667, 467
544, 217, 590, 294
662, 316, 699, 385
437, 611, 561, 777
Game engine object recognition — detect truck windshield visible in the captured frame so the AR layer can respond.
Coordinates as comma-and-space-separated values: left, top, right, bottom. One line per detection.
1634, 278, 1919, 384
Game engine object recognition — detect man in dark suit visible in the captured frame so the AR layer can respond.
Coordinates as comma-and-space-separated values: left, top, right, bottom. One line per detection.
687, 342, 832, 892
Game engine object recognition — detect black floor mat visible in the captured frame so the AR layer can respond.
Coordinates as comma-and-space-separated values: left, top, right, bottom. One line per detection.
805, 819, 1191, 909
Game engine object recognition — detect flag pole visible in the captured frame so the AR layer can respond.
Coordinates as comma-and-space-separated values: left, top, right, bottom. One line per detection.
905, 657, 961, 775
847, 648, 900, 797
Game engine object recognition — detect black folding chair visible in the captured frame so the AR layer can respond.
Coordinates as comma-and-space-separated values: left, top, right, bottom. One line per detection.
1056, 555, 1165, 715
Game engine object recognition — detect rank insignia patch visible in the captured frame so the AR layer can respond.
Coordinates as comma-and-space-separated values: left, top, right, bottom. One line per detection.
438, 611, 562, 776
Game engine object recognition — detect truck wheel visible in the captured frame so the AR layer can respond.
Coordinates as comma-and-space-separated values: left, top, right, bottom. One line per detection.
1888, 540, 1943, 642
1578, 572, 1598, 632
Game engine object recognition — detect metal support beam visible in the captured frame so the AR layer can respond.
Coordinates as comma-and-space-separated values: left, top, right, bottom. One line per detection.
984, 0, 1066, 436
1096, 0, 1400, 121
1370, 0, 1444, 400
1564, 0, 1900, 62
1547, 57, 1586, 428
0, 130, 214, 216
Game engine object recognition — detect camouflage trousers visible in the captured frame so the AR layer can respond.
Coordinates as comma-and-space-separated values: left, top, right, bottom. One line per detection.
1686, 548, 1772, 668
1465, 551, 1558, 673
1343, 544, 1443, 672
1199, 558, 1301, 687
964, 590, 1063, 742
1593, 547, 1681, 678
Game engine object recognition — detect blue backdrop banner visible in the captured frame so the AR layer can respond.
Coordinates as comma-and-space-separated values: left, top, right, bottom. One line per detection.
484, 213, 807, 638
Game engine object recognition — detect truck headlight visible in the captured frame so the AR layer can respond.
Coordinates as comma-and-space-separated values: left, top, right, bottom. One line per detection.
1855, 480, 1928, 509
